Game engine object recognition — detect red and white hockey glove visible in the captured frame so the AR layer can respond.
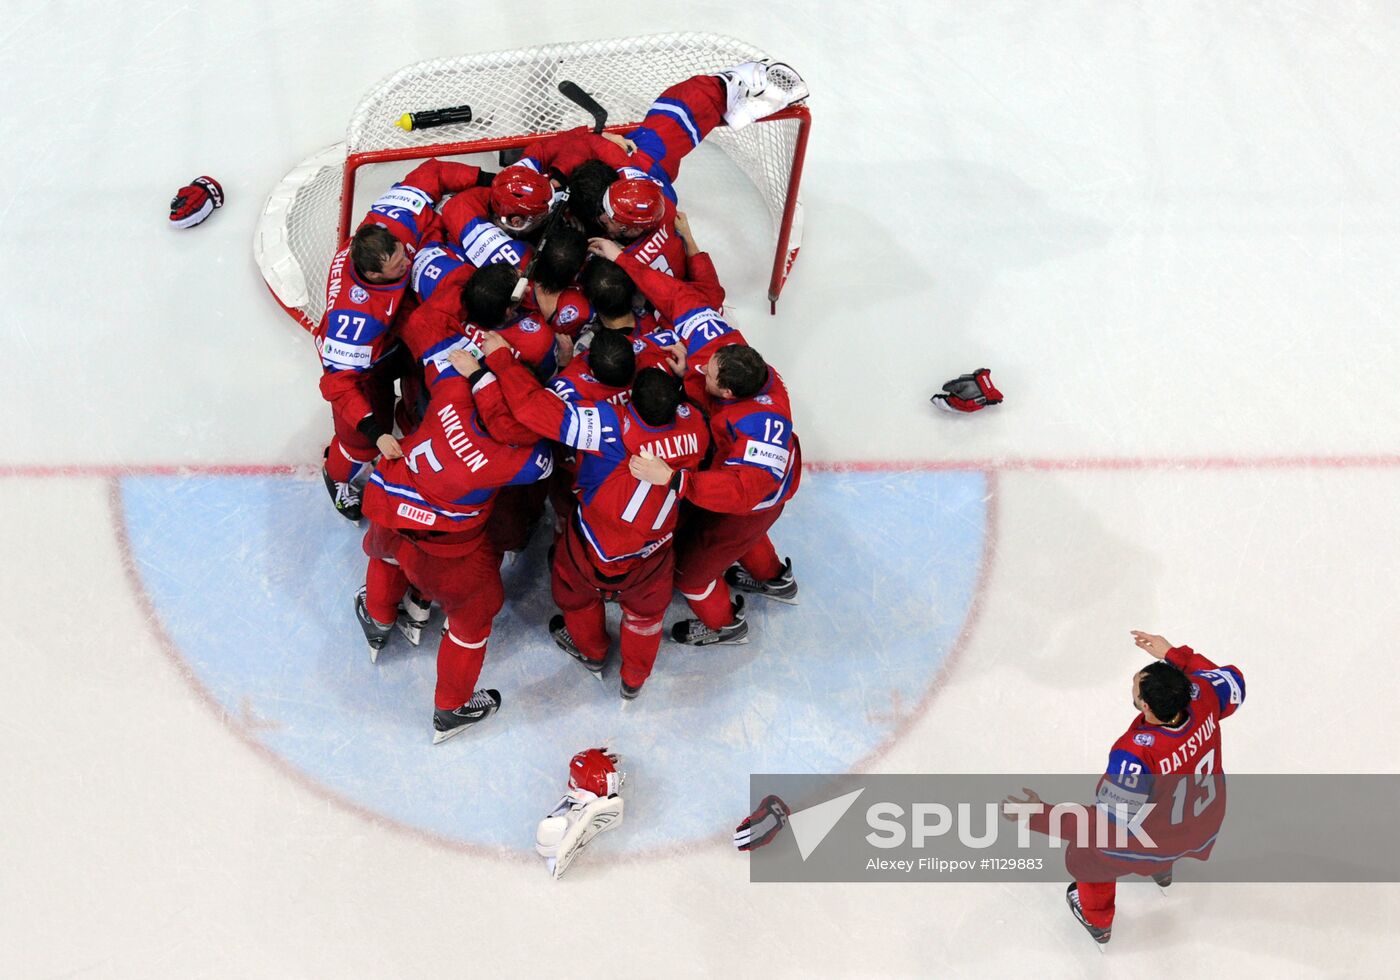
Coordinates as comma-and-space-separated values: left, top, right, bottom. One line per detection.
169, 176, 224, 229
931, 368, 1003, 413
734, 794, 791, 851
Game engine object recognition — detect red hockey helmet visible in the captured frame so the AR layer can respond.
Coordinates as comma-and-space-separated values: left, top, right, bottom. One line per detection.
568, 747, 622, 798
490, 169, 553, 221
602, 178, 665, 232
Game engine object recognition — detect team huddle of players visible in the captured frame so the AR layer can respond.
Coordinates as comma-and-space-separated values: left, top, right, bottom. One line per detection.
312, 63, 809, 743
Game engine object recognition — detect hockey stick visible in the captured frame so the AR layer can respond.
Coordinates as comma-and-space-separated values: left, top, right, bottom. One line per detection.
500, 81, 606, 164
507, 81, 607, 303
557, 80, 608, 134
510, 187, 571, 304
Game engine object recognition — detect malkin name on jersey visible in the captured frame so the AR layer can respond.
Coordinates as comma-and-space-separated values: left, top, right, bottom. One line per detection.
639, 432, 700, 461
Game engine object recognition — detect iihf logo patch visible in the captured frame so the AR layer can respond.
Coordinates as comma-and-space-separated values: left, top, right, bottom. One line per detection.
677, 404, 691, 418
1133, 732, 1155, 746
1190, 683, 1200, 701
632, 340, 646, 353
557, 306, 579, 326
518, 318, 541, 333
350, 285, 368, 304
755, 394, 773, 405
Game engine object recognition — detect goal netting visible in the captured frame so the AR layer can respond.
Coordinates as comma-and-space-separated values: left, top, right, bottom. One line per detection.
254, 33, 812, 332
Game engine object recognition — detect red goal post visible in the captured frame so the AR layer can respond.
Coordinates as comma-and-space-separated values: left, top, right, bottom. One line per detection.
255, 33, 812, 333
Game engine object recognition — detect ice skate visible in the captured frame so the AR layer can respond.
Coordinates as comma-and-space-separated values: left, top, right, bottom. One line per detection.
670, 595, 750, 646
725, 557, 799, 604
549, 614, 605, 678
715, 60, 809, 129
396, 589, 432, 646
355, 586, 393, 663
1152, 867, 1173, 888
432, 689, 502, 744
1065, 884, 1112, 945
322, 463, 363, 523
620, 678, 643, 700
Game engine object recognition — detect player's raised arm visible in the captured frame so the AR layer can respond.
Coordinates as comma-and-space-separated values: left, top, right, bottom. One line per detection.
590, 236, 708, 323
482, 345, 621, 457
670, 211, 725, 307
1132, 631, 1245, 717
1130, 631, 1173, 659
395, 157, 495, 202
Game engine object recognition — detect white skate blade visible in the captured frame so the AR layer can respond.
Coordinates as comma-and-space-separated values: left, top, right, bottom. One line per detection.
395, 618, 423, 647
555, 636, 606, 680
369, 643, 381, 664
432, 703, 499, 744
564, 651, 605, 680
432, 724, 471, 745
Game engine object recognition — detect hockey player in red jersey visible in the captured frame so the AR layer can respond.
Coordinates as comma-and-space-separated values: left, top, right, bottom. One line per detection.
549, 327, 639, 409
521, 64, 808, 280
1004, 631, 1247, 944
554, 255, 698, 404
402, 263, 561, 393
513, 63, 807, 200
437, 167, 555, 270
396, 260, 574, 552
318, 158, 493, 521
354, 357, 555, 744
586, 215, 732, 399
541, 329, 639, 544
450, 330, 708, 698
577, 257, 660, 343
629, 342, 801, 645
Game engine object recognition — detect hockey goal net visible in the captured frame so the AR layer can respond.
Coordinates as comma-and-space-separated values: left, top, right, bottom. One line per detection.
255, 33, 812, 332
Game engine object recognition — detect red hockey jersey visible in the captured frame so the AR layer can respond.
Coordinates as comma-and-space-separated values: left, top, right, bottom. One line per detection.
438, 187, 535, 270
481, 348, 709, 573
1029, 647, 1248, 867
1089, 646, 1246, 865
614, 251, 737, 402
673, 365, 802, 516
361, 370, 553, 534
317, 159, 483, 425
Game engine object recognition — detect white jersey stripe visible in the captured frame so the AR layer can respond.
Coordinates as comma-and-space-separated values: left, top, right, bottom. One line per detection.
650, 488, 677, 530
620, 480, 651, 523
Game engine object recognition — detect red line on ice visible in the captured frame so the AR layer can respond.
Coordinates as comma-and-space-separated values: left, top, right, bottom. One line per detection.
5, 453, 1400, 480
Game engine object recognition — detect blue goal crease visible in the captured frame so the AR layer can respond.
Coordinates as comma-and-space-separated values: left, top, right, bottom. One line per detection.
119, 470, 988, 852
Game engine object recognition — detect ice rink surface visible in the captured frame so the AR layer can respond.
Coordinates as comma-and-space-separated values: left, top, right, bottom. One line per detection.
4, 1, 1400, 976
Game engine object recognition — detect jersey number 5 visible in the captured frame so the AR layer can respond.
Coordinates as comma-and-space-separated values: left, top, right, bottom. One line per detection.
405, 440, 443, 474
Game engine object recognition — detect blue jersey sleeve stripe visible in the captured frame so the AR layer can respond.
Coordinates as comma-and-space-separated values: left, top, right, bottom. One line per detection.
649, 98, 702, 146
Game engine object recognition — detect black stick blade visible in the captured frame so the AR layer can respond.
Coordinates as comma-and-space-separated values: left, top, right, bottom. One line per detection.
558, 80, 608, 134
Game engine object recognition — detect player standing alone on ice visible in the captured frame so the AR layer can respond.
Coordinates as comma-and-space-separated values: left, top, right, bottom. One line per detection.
1004, 631, 1246, 945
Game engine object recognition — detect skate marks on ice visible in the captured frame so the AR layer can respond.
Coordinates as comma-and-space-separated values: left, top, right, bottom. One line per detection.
114, 470, 989, 854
